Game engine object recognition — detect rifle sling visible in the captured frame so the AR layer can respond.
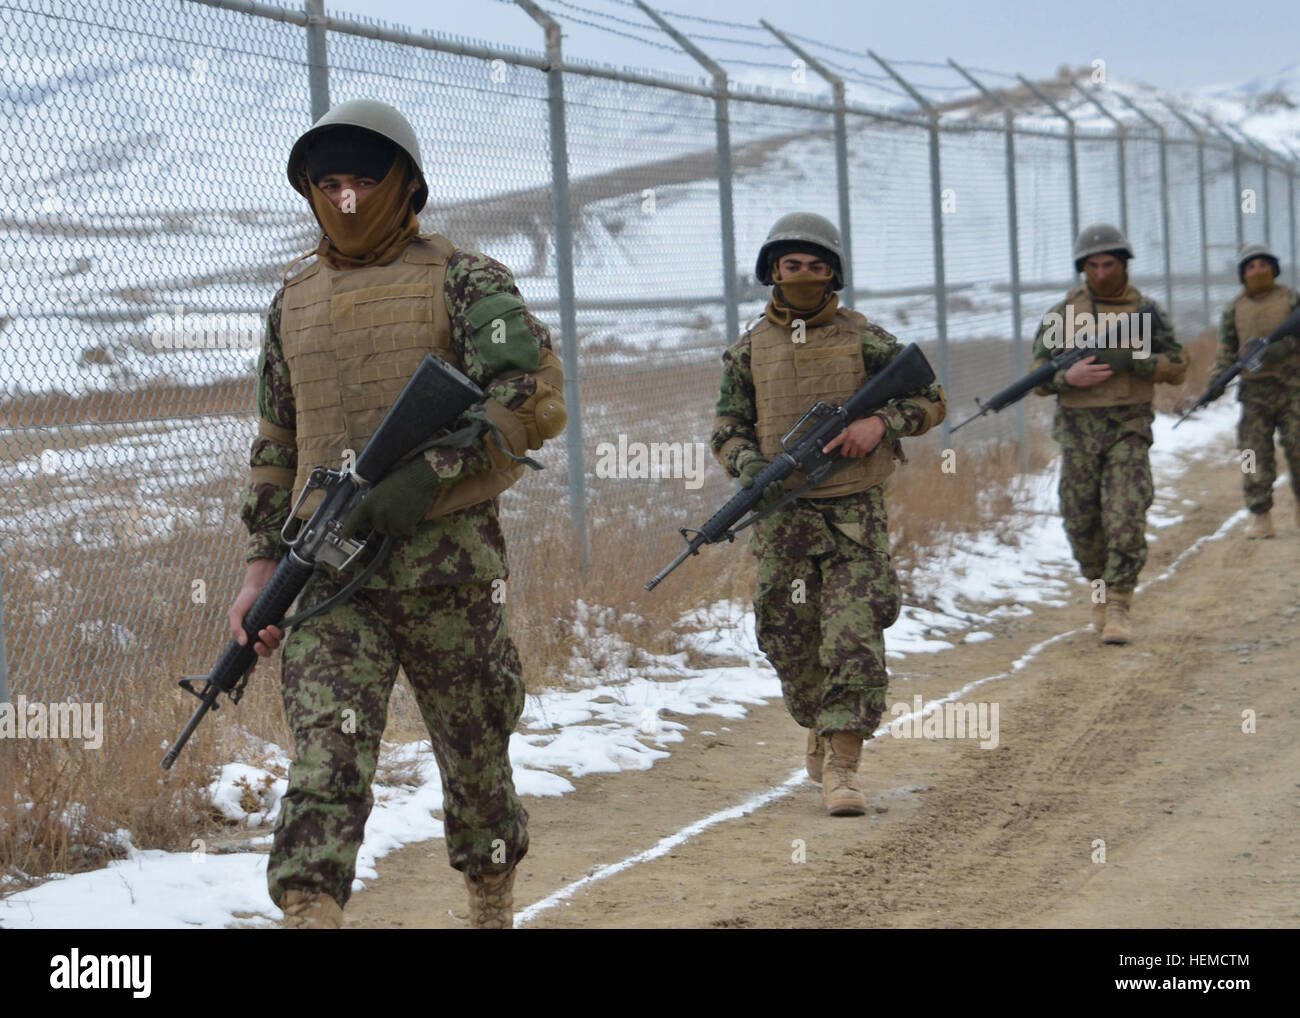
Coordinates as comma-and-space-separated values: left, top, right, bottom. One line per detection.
278, 402, 547, 630
280, 533, 394, 630
407, 403, 543, 469
726, 457, 858, 539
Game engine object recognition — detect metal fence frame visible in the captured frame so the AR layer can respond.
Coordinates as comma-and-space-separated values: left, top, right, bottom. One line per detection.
2, 0, 1296, 699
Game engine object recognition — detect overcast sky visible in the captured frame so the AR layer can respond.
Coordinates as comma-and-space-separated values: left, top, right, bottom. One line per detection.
321, 0, 1297, 97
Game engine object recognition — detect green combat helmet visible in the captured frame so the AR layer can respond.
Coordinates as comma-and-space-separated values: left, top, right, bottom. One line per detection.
755, 212, 845, 289
1073, 222, 1134, 272
286, 98, 429, 212
1236, 242, 1280, 283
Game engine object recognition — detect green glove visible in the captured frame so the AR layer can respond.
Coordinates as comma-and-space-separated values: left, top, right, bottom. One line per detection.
1130, 353, 1157, 378
342, 455, 442, 539
738, 454, 770, 489
1089, 346, 1133, 372
1257, 337, 1293, 366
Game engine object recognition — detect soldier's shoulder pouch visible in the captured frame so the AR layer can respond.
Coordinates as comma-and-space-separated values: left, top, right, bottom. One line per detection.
465, 291, 539, 376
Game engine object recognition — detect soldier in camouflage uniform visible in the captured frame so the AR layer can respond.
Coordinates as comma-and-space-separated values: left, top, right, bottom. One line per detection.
1213, 243, 1300, 539
229, 100, 566, 929
1031, 223, 1188, 644
710, 213, 946, 816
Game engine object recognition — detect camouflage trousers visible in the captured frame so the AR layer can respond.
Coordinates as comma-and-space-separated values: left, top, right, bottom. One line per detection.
1053, 404, 1155, 592
750, 485, 901, 737
1237, 377, 1300, 514
266, 572, 528, 909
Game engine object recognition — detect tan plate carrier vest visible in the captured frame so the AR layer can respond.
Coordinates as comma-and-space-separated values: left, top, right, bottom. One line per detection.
750, 307, 896, 498
1233, 284, 1298, 381
278, 234, 526, 520
1056, 285, 1155, 409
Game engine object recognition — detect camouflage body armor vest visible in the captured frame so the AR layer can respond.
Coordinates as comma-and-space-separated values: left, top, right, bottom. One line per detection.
279, 234, 525, 518
1234, 284, 1298, 381
1056, 284, 1155, 409
750, 307, 896, 498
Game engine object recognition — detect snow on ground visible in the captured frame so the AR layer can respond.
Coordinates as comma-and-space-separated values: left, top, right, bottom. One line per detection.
0, 400, 1241, 929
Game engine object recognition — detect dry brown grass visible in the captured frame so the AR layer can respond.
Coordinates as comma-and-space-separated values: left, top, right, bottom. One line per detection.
1, 355, 1069, 888
887, 428, 1058, 602
0, 680, 260, 887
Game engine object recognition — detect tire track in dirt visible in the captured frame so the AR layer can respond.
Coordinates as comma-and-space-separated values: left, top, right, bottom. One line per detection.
339, 446, 1299, 928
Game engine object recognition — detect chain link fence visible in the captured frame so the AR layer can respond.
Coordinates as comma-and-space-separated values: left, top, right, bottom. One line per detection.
1, 0, 1295, 702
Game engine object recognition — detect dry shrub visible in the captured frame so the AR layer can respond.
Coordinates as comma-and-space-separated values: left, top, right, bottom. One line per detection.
1, 350, 1066, 887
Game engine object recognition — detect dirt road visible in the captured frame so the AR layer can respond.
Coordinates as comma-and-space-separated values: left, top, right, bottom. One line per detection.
340, 442, 1300, 929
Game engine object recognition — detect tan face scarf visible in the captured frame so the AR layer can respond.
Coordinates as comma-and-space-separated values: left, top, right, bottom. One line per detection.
1084, 263, 1129, 300
1244, 270, 1275, 296
765, 268, 838, 328
306, 159, 420, 270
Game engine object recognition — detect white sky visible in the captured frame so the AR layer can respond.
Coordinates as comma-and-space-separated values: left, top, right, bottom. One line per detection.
320, 0, 1298, 96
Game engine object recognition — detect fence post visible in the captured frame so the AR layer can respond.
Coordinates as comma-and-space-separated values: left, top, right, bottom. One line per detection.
1072, 82, 1127, 235
761, 20, 855, 307
516, 0, 590, 573
305, 0, 329, 120
869, 51, 949, 445
1288, 148, 1299, 290
1201, 113, 1245, 250
1018, 75, 1079, 242
0, 570, 9, 704
949, 60, 1026, 471
1159, 99, 1211, 324
636, 1, 739, 344
1111, 92, 1174, 317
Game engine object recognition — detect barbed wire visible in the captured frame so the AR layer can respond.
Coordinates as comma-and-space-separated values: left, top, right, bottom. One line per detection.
638, 4, 768, 31
718, 55, 806, 70
791, 52, 911, 101
539, 0, 683, 53
780, 27, 874, 61
679, 31, 788, 51
889, 57, 962, 70
965, 65, 1020, 82
489, 0, 1062, 96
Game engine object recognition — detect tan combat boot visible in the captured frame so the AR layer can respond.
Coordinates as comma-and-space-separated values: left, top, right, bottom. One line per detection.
822, 731, 867, 816
465, 868, 516, 929
279, 890, 343, 929
1101, 589, 1133, 645
1245, 510, 1275, 539
805, 728, 826, 783
1091, 599, 1107, 633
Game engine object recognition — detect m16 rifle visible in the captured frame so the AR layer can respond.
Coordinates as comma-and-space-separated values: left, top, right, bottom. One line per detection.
162, 354, 485, 769
952, 302, 1158, 433
1175, 306, 1300, 428
645, 343, 936, 591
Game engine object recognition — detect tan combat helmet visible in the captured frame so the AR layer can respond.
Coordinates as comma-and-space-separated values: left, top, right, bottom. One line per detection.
286, 99, 428, 212
755, 212, 845, 289
1236, 242, 1280, 283
1073, 222, 1134, 272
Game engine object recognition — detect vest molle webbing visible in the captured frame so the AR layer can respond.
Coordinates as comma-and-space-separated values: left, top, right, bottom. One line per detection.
1234, 285, 1298, 380
279, 235, 525, 519
749, 308, 897, 498
1056, 285, 1156, 409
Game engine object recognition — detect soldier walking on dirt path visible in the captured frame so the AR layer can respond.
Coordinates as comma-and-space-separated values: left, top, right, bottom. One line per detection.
1213, 243, 1300, 540
1031, 223, 1189, 645
228, 99, 566, 929
710, 212, 946, 816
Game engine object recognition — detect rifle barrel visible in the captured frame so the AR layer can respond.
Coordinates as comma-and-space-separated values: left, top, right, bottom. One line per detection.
645, 549, 692, 591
